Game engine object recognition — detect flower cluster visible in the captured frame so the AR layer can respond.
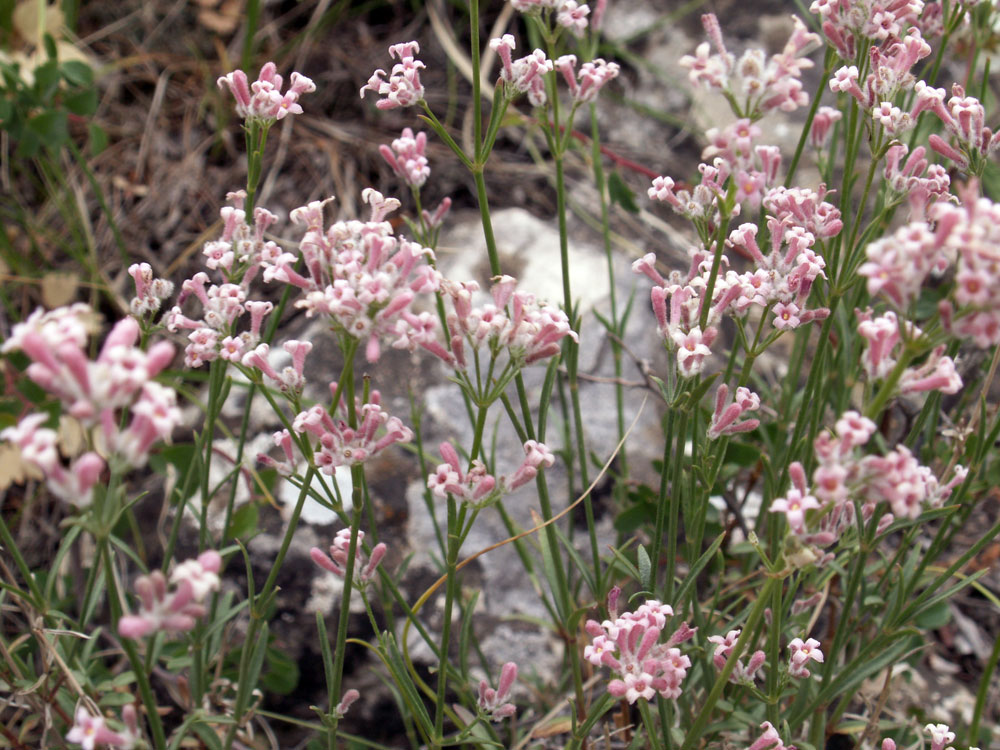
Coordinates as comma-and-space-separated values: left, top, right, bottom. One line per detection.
809, 106, 842, 149
811, 0, 924, 60
882, 143, 950, 220
828, 29, 931, 114
264, 189, 442, 363
360, 41, 425, 110
933, 185, 1000, 347
707, 384, 761, 439
509, 0, 593, 37
771, 411, 967, 565
922, 83, 1000, 170
554, 55, 620, 104
66, 705, 139, 750
379, 127, 430, 188
1, 307, 180, 491
632, 248, 724, 378
242, 339, 312, 394
856, 309, 962, 396
217, 62, 315, 123
310, 529, 387, 586
787, 636, 824, 678
490, 36, 553, 108
165, 190, 281, 368
584, 594, 695, 704
639, 178, 837, 377
437, 274, 578, 370
647, 171, 726, 225
702, 119, 782, 208
292, 388, 413, 472
128, 263, 174, 317
477, 662, 518, 721
859, 181, 1000, 347
118, 551, 222, 639
680, 13, 820, 119
706, 629, 765, 685
726, 215, 832, 329
427, 439, 555, 504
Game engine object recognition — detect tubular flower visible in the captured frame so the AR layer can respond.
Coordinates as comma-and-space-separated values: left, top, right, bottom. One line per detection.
218, 62, 315, 122
311, 528, 387, 587
585, 596, 696, 704
360, 41, 425, 110
118, 552, 222, 639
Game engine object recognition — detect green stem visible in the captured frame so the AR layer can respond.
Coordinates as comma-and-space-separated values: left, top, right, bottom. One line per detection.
638, 699, 662, 750
652, 409, 676, 598
553, 147, 599, 592
970, 619, 1000, 743
469, 0, 484, 157
328, 474, 365, 747
101, 542, 168, 750
472, 169, 502, 277
433, 496, 462, 744
679, 576, 780, 750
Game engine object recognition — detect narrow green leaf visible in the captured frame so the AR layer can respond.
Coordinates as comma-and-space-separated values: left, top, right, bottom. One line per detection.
637, 544, 652, 589
608, 170, 640, 214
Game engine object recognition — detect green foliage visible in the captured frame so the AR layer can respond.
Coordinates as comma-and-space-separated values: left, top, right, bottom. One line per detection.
0, 41, 100, 157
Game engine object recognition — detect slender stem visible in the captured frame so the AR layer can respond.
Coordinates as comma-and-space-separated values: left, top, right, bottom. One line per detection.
101, 542, 168, 750
652, 409, 675, 597
469, 0, 483, 159
433, 496, 462, 744
638, 699, 662, 750
553, 145, 599, 591
679, 576, 780, 750
328, 476, 365, 748
198, 358, 228, 552
472, 170, 502, 277
970, 624, 1000, 743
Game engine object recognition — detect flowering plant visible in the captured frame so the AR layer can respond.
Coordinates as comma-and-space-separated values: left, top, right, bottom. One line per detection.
2, 2, 998, 750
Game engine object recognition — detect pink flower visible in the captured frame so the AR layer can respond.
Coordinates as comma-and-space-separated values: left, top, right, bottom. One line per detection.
506, 440, 556, 490
555, 55, 619, 103
707, 629, 765, 685
585, 598, 695, 704
773, 301, 802, 330
119, 552, 221, 639
788, 636, 824, 678
556, 0, 589, 36
810, 106, 842, 148
770, 488, 820, 535
66, 706, 136, 750
335, 689, 361, 719
311, 528, 387, 586
360, 41, 425, 110
379, 128, 430, 188
478, 662, 518, 721
218, 62, 315, 122
672, 327, 713, 378
748, 721, 794, 750
707, 383, 761, 439
924, 724, 955, 750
